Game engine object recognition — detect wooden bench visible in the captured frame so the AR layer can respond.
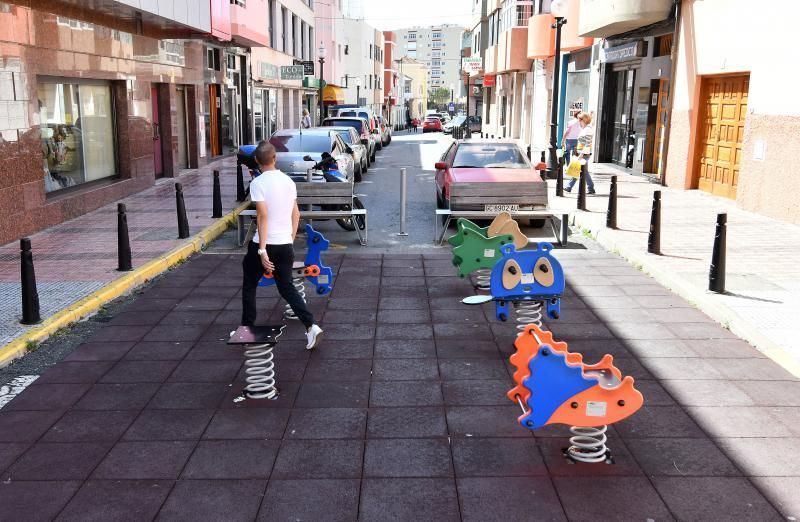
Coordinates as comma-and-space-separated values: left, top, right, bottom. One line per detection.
434, 182, 560, 245
238, 182, 368, 246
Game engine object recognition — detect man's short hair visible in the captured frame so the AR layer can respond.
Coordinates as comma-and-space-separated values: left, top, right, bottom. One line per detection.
255, 141, 276, 166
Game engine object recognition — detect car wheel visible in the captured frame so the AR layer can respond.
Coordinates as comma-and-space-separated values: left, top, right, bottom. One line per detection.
362, 158, 368, 173
370, 149, 376, 163
355, 163, 362, 183
376, 141, 383, 151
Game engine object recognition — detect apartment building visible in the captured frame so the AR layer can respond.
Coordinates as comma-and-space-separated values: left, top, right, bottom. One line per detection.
394, 25, 465, 96
340, 18, 385, 116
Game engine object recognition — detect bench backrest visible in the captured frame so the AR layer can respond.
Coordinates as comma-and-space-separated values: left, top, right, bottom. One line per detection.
296, 181, 354, 206
449, 182, 547, 206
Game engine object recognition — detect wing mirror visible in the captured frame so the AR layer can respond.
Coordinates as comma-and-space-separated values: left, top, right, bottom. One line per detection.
302, 155, 314, 161
435, 162, 447, 170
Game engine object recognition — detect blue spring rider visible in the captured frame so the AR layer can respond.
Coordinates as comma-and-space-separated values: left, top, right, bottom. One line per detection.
258, 224, 334, 295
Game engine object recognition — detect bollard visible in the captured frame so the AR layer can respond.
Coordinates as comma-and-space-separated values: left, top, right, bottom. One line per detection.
175, 182, 190, 239
526, 145, 532, 161
556, 156, 564, 197
560, 213, 569, 246
491, 134, 495, 140
398, 167, 408, 236
117, 203, 132, 271
236, 162, 246, 202
709, 213, 727, 293
577, 163, 587, 211
648, 190, 661, 255
212, 170, 223, 218
606, 175, 618, 229
480, 132, 484, 139
20, 238, 41, 325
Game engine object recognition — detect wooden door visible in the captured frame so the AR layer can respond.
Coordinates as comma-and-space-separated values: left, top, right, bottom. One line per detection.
209, 84, 221, 157
175, 87, 188, 170
695, 75, 749, 199
652, 78, 669, 176
151, 86, 163, 177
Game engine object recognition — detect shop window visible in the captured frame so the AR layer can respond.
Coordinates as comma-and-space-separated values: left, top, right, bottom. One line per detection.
207, 47, 221, 71
654, 34, 673, 57
38, 80, 117, 193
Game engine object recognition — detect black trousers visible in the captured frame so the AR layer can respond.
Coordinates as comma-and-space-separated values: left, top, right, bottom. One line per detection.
242, 242, 315, 329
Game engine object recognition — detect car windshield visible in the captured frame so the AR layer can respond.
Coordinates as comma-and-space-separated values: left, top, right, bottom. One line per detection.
452, 144, 531, 169
450, 116, 466, 125
269, 134, 331, 153
336, 131, 354, 144
322, 119, 364, 133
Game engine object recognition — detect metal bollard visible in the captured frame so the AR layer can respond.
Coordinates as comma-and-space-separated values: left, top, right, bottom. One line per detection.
648, 190, 661, 255
212, 170, 223, 218
236, 162, 246, 202
556, 157, 564, 197
480, 132, 484, 138
117, 203, 132, 271
175, 182, 190, 239
398, 168, 408, 236
606, 175, 618, 229
709, 213, 727, 293
577, 163, 587, 211
560, 213, 569, 246
20, 238, 41, 325
526, 145, 532, 160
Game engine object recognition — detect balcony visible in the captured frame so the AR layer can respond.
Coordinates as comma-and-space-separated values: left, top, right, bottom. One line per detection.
484, 44, 499, 74
230, 1, 269, 47
496, 27, 530, 72
528, 13, 554, 59
578, 0, 673, 38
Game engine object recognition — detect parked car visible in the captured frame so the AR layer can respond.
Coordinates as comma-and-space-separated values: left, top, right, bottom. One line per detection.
434, 139, 548, 216
323, 126, 368, 181
422, 117, 443, 133
466, 115, 482, 133
269, 129, 355, 182
336, 108, 384, 151
321, 117, 377, 163
443, 115, 467, 135
377, 116, 392, 146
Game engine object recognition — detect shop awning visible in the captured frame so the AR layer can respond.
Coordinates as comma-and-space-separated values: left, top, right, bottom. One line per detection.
323, 85, 345, 105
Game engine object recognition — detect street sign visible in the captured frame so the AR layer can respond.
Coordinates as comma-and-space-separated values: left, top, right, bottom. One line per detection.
294, 60, 315, 76
483, 74, 496, 87
462, 57, 482, 74
280, 65, 304, 80
448, 102, 455, 112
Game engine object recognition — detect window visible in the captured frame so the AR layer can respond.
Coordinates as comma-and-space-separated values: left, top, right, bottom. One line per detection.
407, 42, 417, 51
408, 32, 417, 40
432, 32, 442, 39
301, 21, 307, 59
268, 0, 275, 48
500, 95, 507, 126
206, 47, 220, 70
281, 7, 287, 53
292, 14, 298, 57
39, 80, 116, 193
432, 41, 442, 48
500, 0, 533, 32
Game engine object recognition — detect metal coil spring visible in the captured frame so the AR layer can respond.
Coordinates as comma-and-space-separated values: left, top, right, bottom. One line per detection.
243, 343, 276, 399
567, 425, 611, 464
284, 276, 307, 320
513, 300, 543, 334
472, 268, 491, 291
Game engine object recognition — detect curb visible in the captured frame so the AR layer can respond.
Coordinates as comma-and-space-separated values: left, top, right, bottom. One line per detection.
568, 212, 800, 378
0, 201, 251, 368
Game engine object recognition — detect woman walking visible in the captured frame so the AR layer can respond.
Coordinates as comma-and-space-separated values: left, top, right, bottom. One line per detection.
564, 112, 596, 195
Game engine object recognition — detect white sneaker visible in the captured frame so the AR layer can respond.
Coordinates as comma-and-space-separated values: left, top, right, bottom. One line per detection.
306, 325, 323, 350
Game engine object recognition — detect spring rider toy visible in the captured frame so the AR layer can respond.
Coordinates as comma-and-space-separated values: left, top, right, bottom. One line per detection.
448, 213, 528, 290
510, 324, 644, 463
259, 223, 334, 319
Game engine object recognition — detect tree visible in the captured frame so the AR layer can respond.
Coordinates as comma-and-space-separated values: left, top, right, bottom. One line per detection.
430, 87, 451, 105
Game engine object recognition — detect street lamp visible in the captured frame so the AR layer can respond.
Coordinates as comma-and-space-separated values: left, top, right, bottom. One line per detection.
318, 42, 327, 122
355, 76, 362, 106
449, 82, 455, 106
547, 0, 569, 190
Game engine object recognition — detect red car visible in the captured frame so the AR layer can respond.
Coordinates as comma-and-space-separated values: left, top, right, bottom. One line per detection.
422, 117, 443, 133
434, 140, 548, 212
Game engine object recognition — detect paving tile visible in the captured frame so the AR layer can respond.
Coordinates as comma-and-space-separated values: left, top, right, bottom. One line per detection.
606, 321, 678, 340
553, 476, 673, 521
303, 358, 372, 382
439, 359, 509, 380
707, 358, 798, 381
327, 297, 379, 310
295, 381, 370, 408
124, 341, 194, 361
367, 407, 448, 438
446, 406, 532, 438
4, 442, 111, 480
92, 441, 196, 479
457, 477, 566, 522
615, 405, 706, 439
157, 479, 266, 521
159, 310, 220, 326
539, 435, 643, 476
377, 308, 431, 323
452, 437, 546, 477
715, 437, 800, 476
654, 476, 781, 521
108, 311, 167, 326
184, 340, 247, 361
639, 357, 725, 380
364, 438, 453, 478
311, 339, 373, 359
148, 382, 229, 410
221, 382, 300, 410
735, 380, 800, 406
378, 297, 429, 310
646, 307, 714, 323
374, 339, 436, 358
690, 338, 765, 358
259, 479, 360, 522
370, 381, 443, 407
271, 439, 363, 479
2, 383, 91, 411
42, 410, 138, 443
234, 358, 306, 383
625, 437, 740, 476
359, 478, 460, 522
666, 322, 738, 340
67, 383, 157, 412
124, 297, 181, 312
172, 297, 231, 313
168, 359, 242, 383
620, 338, 697, 358
63, 341, 136, 362
442, 380, 513, 406
380, 286, 429, 298
662, 379, 754, 407
181, 440, 280, 479
203, 408, 290, 440
430, 296, 478, 310
376, 323, 434, 340
320, 323, 375, 340
142, 324, 209, 343
143, 286, 194, 300
630, 294, 692, 309
285, 408, 367, 439
434, 323, 495, 341
86, 325, 152, 343
750, 477, 800, 520
372, 358, 439, 380
57, 480, 172, 522
0, 442, 28, 474
100, 360, 180, 383
542, 323, 616, 341
632, 380, 678, 406
436, 339, 501, 359
687, 406, 793, 438
323, 309, 377, 323
580, 294, 640, 309
122, 409, 214, 441
0, 480, 81, 521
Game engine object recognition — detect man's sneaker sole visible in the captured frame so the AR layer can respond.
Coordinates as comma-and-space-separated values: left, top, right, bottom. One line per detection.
307, 330, 323, 350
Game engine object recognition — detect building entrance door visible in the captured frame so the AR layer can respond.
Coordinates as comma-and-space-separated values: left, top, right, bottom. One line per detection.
610, 69, 637, 168
694, 74, 749, 199
151, 86, 163, 177
175, 86, 189, 170
209, 84, 222, 157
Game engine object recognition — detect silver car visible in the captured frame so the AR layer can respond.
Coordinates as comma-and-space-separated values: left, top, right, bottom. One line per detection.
323, 126, 368, 181
321, 117, 377, 164
269, 129, 355, 182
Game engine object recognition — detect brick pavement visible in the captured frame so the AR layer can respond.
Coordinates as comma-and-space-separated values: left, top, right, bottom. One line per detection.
0, 157, 240, 346
550, 163, 800, 376
0, 248, 796, 520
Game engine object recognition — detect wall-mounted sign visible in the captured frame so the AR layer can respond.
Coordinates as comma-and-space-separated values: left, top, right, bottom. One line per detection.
295, 60, 315, 76
280, 65, 304, 80
259, 62, 279, 80
483, 74, 496, 87
600, 41, 645, 63
462, 57, 482, 74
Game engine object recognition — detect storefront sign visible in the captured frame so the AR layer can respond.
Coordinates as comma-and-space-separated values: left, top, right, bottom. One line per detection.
294, 60, 315, 76
462, 57, 482, 74
483, 74, 496, 87
280, 65, 304, 80
601, 42, 645, 63
259, 62, 279, 80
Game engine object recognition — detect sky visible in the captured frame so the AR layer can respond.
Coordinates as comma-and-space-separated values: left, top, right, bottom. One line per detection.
353, 0, 474, 31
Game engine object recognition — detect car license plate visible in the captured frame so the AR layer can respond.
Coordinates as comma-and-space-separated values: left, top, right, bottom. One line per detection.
485, 204, 518, 212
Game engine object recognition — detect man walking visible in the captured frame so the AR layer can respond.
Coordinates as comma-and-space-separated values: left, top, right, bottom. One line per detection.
241, 141, 324, 350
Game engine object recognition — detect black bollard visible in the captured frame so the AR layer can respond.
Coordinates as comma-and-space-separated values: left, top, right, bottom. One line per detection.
236, 162, 246, 202
117, 203, 132, 271
560, 213, 569, 246
648, 190, 661, 255
606, 175, 618, 229
526, 145, 532, 161
20, 238, 41, 325
577, 163, 587, 211
212, 170, 223, 218
709, 213, 727, 293
175, 182, 190, 239
556, 156, 564, 196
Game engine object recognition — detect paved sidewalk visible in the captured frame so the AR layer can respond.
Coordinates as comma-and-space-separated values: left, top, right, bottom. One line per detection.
0, 157, 241, 348
550, 164, 800, 375
0, 246, 796, 520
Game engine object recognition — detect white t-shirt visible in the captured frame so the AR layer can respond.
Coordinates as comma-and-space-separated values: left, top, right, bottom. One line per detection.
249, 169, 297, 245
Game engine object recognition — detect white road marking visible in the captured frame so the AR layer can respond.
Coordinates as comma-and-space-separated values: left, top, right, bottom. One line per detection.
0, 375, 39, 409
